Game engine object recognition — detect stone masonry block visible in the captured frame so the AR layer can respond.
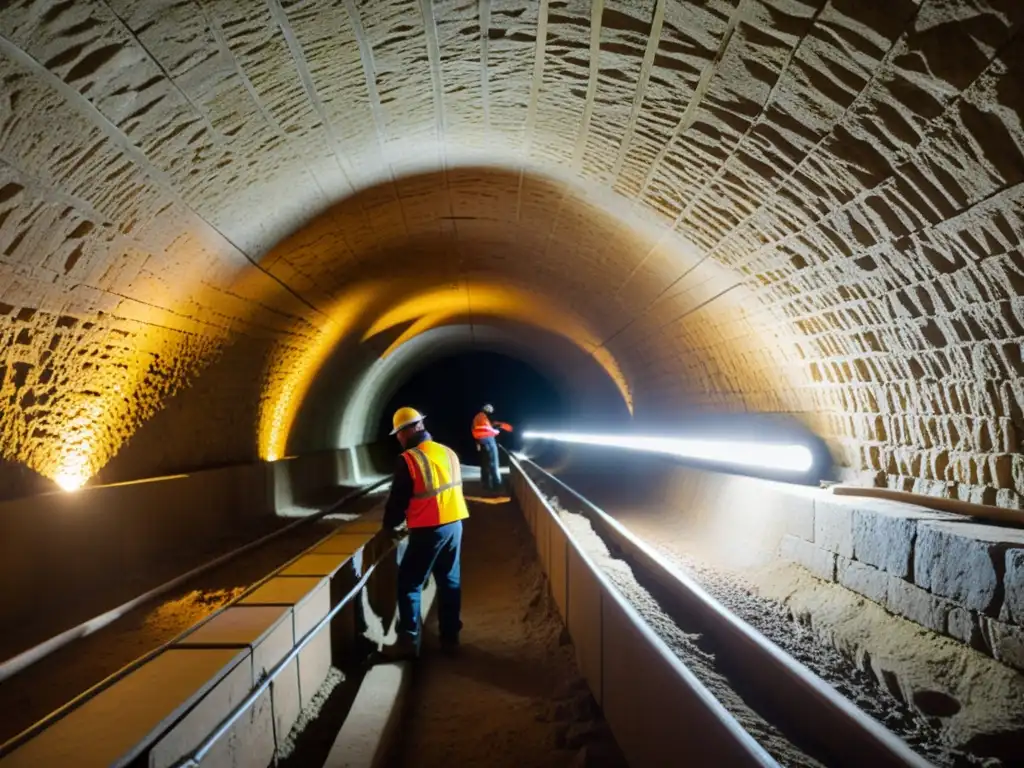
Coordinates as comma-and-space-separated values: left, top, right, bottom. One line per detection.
948, 606, 985, 651
813, 500, 853, 558
887, 577, 951, 635
150, 650, 254, 768
982, 618, 1024, 672
853, 508, 916, 579
914, 522, 1024, 615
1003, 549, 1024, 625
780, 535, 836, 582
837, 558, 888, 605
851, 502, 953, 579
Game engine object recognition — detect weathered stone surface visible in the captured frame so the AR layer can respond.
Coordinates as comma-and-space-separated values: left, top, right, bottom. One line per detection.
948, 607, 985, 651
887, 577, 951, 635
780, 535, 836, 583
982, 619, 1024, 672
837, 558, 888, 605
850, 503, 954, 580
914, 522, 1024, 615
1003, 549, 1024, 626
852, 507, 917, 580
813, 501, 853, 558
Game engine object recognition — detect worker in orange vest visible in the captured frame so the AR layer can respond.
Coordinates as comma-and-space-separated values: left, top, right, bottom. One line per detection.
378, 407, 469, 661
472, 404, 512, 493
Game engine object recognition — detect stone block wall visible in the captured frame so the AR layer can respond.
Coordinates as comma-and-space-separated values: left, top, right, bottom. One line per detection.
780, 496, 1024, 671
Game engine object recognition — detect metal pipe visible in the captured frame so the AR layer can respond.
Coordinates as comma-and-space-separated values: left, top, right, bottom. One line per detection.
0, 477, 390, 757
829, 485, 1024, 527
174, 538, 398, 767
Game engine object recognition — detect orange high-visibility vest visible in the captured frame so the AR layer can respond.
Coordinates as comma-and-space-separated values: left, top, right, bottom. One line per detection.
472, 412, 500, 440
401, 441, 470, 529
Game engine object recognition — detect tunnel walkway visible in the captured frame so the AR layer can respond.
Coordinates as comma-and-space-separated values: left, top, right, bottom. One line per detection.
0, 486, 385, 750
387, 494, 623, 768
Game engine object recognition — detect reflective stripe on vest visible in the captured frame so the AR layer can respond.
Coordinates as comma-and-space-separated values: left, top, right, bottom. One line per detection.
472, 412, 499, 440
401, 441, 470, 528
407, 445, 463, 499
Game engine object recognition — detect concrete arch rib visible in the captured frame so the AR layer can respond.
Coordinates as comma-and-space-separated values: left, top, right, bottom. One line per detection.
329, 323, 633, 450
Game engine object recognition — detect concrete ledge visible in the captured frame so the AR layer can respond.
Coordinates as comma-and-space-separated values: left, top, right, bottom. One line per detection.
0, 445, 386, 659
1, 516, 391, 766
322, 581, 437, 768
538, 455, 1024, 673
324, 663, 410, 768
0, 648, 251, 768
509, 463, 775, 767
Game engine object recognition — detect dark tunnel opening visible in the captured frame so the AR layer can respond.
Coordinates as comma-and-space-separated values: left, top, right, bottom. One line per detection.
378, 350, 568, 465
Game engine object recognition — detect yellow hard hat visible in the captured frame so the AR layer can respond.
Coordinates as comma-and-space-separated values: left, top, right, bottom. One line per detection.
390, 406, 425, 435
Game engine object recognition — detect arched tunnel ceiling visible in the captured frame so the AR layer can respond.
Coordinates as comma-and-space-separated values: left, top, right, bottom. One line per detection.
326, 322, 635, 450
1, 1, 1024, 505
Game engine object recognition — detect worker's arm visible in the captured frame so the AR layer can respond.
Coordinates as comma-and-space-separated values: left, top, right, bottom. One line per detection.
382, 457, 413, 531
495, 421, 513, 432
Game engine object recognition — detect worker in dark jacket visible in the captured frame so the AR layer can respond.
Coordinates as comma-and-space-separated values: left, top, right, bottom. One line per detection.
379, 407, 469, 660
472, 404, 512, 493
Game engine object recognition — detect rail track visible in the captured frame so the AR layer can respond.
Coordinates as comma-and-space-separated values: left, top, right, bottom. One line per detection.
515, 456, 932, 768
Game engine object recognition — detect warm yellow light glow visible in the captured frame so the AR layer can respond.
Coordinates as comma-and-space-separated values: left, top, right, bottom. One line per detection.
259, 278, 634, 461
54, 469, 87, 492
41, 395, 115, 492
258, 284, 381, 461
363, 281, 634, 414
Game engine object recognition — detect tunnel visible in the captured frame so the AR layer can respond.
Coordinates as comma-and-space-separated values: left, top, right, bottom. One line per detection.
2, 1, 1024, 766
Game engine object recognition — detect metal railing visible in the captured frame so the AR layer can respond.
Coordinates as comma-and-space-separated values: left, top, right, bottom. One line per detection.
0, 477, 390, 759
173, 536, 398, 766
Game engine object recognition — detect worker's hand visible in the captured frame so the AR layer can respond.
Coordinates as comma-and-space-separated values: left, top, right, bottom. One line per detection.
497, 422, 513, 432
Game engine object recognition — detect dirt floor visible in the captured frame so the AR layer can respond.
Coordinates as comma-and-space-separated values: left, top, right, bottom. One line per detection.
388, 494, 626, 768
0, 490, 384, 747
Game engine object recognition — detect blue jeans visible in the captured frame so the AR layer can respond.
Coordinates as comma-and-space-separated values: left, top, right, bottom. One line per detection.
396, 520, 463, 643
478, 436, 500, 490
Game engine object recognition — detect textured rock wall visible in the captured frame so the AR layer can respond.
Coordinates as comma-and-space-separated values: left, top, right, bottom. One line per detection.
781, 497, 1024, 672
0, 1, 1023, 505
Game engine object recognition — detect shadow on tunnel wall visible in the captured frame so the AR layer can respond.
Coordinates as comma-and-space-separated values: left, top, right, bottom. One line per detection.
0, 458, 56, 502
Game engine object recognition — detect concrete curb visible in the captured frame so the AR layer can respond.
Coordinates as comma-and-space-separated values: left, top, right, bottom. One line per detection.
322, 581, 436, 768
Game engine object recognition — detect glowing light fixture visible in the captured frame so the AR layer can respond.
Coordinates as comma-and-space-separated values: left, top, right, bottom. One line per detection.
54, 470, 87, 492
521, 431, 814, 474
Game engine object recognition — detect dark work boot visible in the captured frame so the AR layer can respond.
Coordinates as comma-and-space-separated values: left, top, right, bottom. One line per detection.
377, 633, 419, 662
439, 635, 460, 656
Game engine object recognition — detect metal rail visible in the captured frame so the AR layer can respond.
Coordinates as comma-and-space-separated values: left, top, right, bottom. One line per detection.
173, 536, 398, 767
519, 457, 933, 768
0, 477, 390, 758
